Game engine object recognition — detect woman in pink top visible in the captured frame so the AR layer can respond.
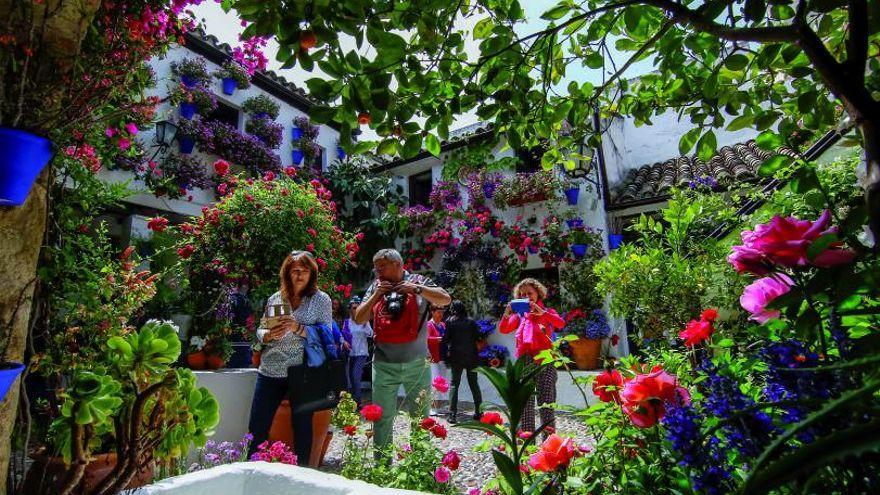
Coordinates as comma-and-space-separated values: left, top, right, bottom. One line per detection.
499, 278, 564, 435
427, 306, 447, 415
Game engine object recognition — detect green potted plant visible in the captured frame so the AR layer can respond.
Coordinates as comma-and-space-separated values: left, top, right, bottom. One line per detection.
242, 94, 281, 120
214, 60, 251, 95
568, 227, 601, 260
24, 320, 220, 495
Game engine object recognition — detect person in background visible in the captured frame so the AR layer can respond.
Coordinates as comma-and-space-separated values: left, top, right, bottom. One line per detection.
499, 278, 565, 436
344, 296, 372, 406
441, 300, 482, 424
247, 251, 332, 464
427, 305, 447, 416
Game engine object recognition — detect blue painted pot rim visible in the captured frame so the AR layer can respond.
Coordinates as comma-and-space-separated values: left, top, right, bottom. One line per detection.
0, 128, 53, 206
0, 362, 25, 401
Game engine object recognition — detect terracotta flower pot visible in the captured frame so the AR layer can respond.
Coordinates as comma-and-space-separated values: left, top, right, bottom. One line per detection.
187, 351, 207, 370
251, 350, 261, 368
568, 337, 602, 370
268, 400, 333, 467
205, 354, 226, 370
23, 452, 153, 495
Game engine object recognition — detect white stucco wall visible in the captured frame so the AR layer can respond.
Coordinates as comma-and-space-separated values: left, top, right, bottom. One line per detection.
601, 112, 760, 187
100, 44, 339, 218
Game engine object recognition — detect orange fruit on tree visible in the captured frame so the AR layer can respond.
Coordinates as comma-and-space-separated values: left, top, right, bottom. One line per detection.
300, 30, 317, 50
357, 112, 372, 125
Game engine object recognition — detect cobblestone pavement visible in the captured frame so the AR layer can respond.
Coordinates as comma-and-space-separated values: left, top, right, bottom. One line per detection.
322, 403, 592, 494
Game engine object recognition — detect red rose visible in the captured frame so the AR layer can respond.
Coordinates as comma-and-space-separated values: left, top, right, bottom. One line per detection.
480, 411, 503, 426
147, 216, 169, 233
592, 369, 624, 403
177, 244, 195, 259
284, 166, 297, 177
420, 417, 437, 430
316, 258, 327, 270
213, 159, 230, 176
728, 210, 856, 275
430, 424, 448, 439
361, 404, 382, 422
343, 425, 357, 436
700, 308, 719, 322
527, 434, 576, 472
441, 450, 460, 470
620, 369, 690, 428
679, 318, 714, 347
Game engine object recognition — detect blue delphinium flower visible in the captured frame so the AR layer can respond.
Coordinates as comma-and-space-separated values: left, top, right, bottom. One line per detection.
663, 405, 733, 494
584, 309, 611, 339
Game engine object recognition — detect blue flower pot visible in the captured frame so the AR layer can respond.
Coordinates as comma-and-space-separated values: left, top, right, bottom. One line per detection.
254, 112, 269, 120
609, 234, 624, 250
226, 342, 253, 369
528, 245, 539, 254
0, 128, 52, 206
180, 75, 198, 88
178, 135, 195, 154
221, 77, 237, 95
510, 299, 531, 314
291, 127, 304, 141
336, 146, 346, 160
564, 187, 579, 205
179, 102, 197, 120
566, 218, 583, 229
571, 244, 588, 259
292, 148, 304, 165
482, 183, 495, 199
488, 272, 500, 282
0, 363, 25, 402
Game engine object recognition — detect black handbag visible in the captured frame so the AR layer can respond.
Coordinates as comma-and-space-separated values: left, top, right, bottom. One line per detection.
287, 359, 347, 415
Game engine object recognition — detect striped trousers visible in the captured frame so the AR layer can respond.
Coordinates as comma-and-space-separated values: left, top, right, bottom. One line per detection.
521, 361, 557, 435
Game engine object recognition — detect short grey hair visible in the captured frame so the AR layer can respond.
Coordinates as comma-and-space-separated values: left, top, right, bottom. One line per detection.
373, 248, 403, 264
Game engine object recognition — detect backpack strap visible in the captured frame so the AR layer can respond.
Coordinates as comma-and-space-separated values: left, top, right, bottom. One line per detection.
416, 305, 430, 336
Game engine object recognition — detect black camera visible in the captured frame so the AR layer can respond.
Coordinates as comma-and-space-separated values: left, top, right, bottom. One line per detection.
384, 291, 405, 319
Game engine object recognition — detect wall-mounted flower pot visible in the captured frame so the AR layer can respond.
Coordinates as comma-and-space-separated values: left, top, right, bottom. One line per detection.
291, 127, 303, 141
488, 272, 500, 282
336, 146, 346, 160
180, 75, 198, 88
292, 148, 304, 165
0, 363, 25, 402
254, 112, 269, 120
178, 136, 195, 154
179, 102, 197, 120
571, 244, 588, 259
564, 187, 579, 205
186, 351, 206, 370
566, 218, 583, 229
0, 128, 52, 206
608, 234, 624, 250
482, 184, 495, 199
527, 245, 539, 255
221, 77, 237, 95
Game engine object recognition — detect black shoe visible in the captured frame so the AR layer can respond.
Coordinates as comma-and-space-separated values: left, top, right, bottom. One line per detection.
448, 413, 458, 424
473, 412, 482, 421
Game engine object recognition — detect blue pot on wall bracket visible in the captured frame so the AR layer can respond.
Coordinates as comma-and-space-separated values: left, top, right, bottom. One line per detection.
221, 78, 237, 95
571, 244, 588, 259
566, 218, 583, 229
527, 245, 539, 254
336, 146, 346, 160
180, 75, 198, 88
291, 127, 304, 141
0, 128, 53, 206
178, 135, 195, 154
0, 363, 25, 402
292, 148, 304, 165
564, 187, 579, 205
608, 234, 624, 250
179, 102, 197, 120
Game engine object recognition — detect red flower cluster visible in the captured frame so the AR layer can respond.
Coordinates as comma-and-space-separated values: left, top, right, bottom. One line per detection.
592, 369, 624, 403
361, 404, 382, 422
343, 425, 357, 436
678, 308, 718, 347
419, 417, 448, 439
480, 411, 504, 426
147, 216, 169, 233
527, 434, 577, 472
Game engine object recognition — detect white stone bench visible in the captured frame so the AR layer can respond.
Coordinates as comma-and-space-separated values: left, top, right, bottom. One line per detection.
131, 462, 428, 495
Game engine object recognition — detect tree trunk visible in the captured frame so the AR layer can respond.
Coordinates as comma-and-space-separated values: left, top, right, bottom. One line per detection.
860, 120, 880, 246
0, 1, 102, 491
0, 173, 47, 495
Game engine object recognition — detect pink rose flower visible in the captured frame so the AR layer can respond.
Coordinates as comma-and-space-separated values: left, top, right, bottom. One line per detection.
434, 466, 451, 484
740, 274, 793, 323
432, 376, 450, 394
620, 369, 690, 428
125, 122, 139, 135
728, 210, 856, 274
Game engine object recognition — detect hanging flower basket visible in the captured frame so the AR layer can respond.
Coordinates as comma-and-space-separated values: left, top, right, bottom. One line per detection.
292, 148, 304, 165
178, 135, 195, 154
571, 243, 588, 259
609, 234, 624, 250
180, 74, 198, 88
0, 362, 25, 402
179, 102, 197, 120
221, 77, 238, 95
291, 127, 304, 141
564, 187, 580, 205
0, 128, 53, 206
